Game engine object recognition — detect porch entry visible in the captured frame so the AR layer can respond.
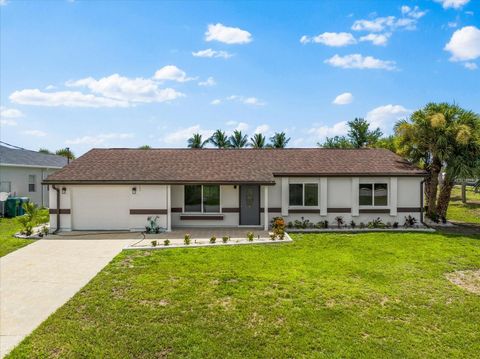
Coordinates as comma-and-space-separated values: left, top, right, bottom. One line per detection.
239, 185, 260, 225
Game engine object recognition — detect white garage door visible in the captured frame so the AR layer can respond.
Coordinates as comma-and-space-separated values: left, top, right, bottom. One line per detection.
71, 186, 129, 230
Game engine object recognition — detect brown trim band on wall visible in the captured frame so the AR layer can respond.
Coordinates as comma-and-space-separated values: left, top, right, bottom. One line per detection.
288, 209, 320, 214
359, 209, 390, 214
327, 208, 351, 213
222, 207, 240, 213
180, 215, 224, 220
130, 209, 167, 215
171, 207, 183, 213
260, 207, 282, 213
397, 207, 422, 212
49, 209, 71, 214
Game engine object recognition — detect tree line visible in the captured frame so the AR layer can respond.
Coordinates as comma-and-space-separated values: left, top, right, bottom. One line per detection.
187, 130, 291, 148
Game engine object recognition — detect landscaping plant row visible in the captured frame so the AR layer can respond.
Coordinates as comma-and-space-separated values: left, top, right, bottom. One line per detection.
282, 215, 419, 230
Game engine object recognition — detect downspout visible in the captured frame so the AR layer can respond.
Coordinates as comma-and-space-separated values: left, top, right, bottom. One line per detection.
420, 179, 427, 226
52, 185, 61, 233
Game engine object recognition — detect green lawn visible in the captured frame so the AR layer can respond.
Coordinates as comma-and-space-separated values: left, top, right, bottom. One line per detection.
8, 232, 480, 358
447, 185, 480, 224
0, 209, 49, 257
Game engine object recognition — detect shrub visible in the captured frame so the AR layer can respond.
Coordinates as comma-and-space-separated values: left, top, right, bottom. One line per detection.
404, 215, 417, 228
350, 220, 356, 229
335, 216, 344, 228
277, 229, 285, 240
184, 234, 191, 245
315, 221, 324, 229
222, 236, 229, 243
359, 222, 366, 229
210, 235, 217, 244
269, 232, 276, 240
151, 240, 158, 247
41, 225, 49, 236
272, 217, 286, 238
324, 220, 329, 229
247, 232, 254, 241
393, 222, 399, 229
367, 217, 385, 229
293, 220, 303, 229
163, 239, 170, 246
18, 201, 39, 236
146, 216, 160, 234
287, 221, 293, 229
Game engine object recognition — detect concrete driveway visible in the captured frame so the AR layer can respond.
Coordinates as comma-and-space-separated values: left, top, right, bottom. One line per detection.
0, 238, 134, 357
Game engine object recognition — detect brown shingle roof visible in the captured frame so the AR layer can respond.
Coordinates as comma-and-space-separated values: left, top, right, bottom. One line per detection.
43, 148, 426, 184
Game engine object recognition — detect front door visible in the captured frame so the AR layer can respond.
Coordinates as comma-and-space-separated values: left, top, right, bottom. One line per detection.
239, 185, 260, 225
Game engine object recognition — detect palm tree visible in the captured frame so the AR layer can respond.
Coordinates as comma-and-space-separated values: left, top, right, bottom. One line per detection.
269, 132, 290, 148
229, 130, 249, 148
209, 129, 230, 148
55, 147, 75, 160
38, 148, 53, 154
435, 109, 480, 219
187, 133, 208, 148
250, 133, 266, 148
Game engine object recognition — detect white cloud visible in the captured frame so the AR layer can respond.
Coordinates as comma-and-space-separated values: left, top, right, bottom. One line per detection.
162, 125, 213, 145
227, 121, 249, 132
464, 62, 478, 70
359, 33, 390, 46
300, 32, 357, 46
0, 107, 23, 118
67, 73, 184, 103
225, 95, 265, 106
192, 48, 233, 58
153, 65, 195, 82
308, 121, 349, 139
352, 14, 419, 32
444, 26, 480, 61
23, 130, 47, 137
448, 21, 458, 28
0, 119, 17, 126
333, 92, 354, 105
0, 0, 7, 6
210, 99, 221, 105
205, 23, 252, 44
45, 85, 56, 90
198, 77, 216, 87
66, 133, 134, 145
325, 54, 397, 70
253, 124, 270, 134
401, 5, 427, 19
366, 104, 410, 132
435, 0, 470, 9
10, 89, 130, 108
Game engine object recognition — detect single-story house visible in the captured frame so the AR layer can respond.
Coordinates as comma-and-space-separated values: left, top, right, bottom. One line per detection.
0, 144, 68, 207
43, 148, 426, 232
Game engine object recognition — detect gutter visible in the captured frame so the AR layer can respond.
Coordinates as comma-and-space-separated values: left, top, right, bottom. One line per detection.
52, 185, 60, 233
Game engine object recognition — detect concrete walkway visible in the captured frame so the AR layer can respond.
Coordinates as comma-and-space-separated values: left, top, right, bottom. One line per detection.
0, 239, 134, 357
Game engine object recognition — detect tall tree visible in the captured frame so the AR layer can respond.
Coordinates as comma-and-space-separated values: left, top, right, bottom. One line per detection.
347, 118, 383, 148
269, 132, 290, 148
318, 136, 353, 149
38, 148, 53, 154
435, 109, 480, 219
209, 130, 230, 148
229, 130, 249, 148
372, 135, 398, 153
138, 145, 151, 149
55, 148, 75, 160
250, 133, 266, 148
187, 133, 208, 148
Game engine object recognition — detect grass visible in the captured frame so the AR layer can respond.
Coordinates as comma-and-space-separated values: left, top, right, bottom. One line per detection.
8, 232, 480, 358
447, 185, 480, 224
0, 208, 49, 257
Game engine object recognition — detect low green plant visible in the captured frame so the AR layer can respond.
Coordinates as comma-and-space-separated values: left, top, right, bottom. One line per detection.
350, 220, 356, 229
287, 221, 293, 229
335, 216, 344, 228
277, 229, 285, 240
247, 232, 254, 241
269, 233, 276, 240
151, 240, 158, 247
404, 215, 417, 228
145, 216, 161, 234
222, 236, 229, 243
184, 234, 191, 245
210, 235, 216, 244
367, 217, 385, 229
18, 201, 39, 236
359, 222, 366, 229
41, 225, 49, 236
393, 222, 399, 228
164, 239, 170, 246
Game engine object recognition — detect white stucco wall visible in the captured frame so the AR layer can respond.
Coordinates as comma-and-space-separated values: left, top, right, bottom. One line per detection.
1, 165, 58, 207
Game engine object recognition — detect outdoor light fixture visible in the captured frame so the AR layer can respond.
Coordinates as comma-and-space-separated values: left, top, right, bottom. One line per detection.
132, 187, 137, 194
234, 185, 237, 189
61, 187, 66, 194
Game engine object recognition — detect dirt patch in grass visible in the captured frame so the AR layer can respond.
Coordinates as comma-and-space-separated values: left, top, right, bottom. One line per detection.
446, 269, 480, 295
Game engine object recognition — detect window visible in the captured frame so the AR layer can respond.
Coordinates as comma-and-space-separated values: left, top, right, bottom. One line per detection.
359, 183, 388, 206
289, 183, 318, 206
0, 181, 11, 193
28, 175, 36, 192
184, 185, 220, 213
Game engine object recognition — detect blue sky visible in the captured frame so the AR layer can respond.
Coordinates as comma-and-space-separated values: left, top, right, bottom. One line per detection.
1, 0, 479, 155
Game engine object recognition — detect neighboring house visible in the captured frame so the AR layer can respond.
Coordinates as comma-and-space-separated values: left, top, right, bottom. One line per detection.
0, 145, 68, 207
44, 148, 426, 232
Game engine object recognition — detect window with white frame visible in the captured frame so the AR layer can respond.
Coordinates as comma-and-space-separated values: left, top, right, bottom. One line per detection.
289, 183, 318, 206
184, 185, 220, 213
359, 183, 388, 206
28, 175, 36, 192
